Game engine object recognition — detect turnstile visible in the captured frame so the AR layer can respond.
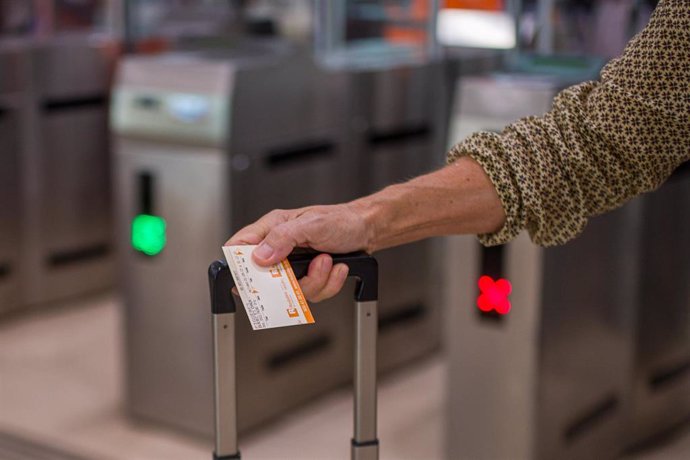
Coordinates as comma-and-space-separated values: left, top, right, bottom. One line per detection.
444, 207, 641, 460
113, 44, 450, 438
112, 44, 358, 436
628, 165, 690, 447
445, 71, 639, 459
0, 42, 25, 314
20, 35, 115, 306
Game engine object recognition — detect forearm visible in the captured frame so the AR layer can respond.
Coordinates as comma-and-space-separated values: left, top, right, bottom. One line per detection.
352, 156, 505, 253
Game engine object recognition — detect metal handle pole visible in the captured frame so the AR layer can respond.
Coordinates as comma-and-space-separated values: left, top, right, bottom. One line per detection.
352, 300, 379, 460
213, 312, 240, 460
210, 253, 377, 460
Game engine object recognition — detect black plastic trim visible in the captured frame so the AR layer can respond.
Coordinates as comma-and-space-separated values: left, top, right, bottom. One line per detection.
209, 251, 377, 314
213, 452, 240, 460
478, 310, 504, 322
0, 106, 8, 119
481, 244, 505, 280
288, 250, 378, 302
47, 244, 110, 267
209, 261, 237, 314
138, 172, 154, 215
367, 124, 431, 146
134, 96, 161, 110
564, 394, 619, 442
0, 262, 10, 280
477, 244, 506, 323
267, 335, 331, 370
42, 94, 108, 112
649, 357, 690, 391
265, 140, 335, 169
351, 438, 379, 448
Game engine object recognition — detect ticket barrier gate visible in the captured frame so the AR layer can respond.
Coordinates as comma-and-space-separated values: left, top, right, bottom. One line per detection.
113, 44, 451, 438
446, 63, 690, 459
112, 45, 358, 436
628, 164, 690, 447
20, 36, 115, 306
443, 163, 690, 460
0, 42, 25, 314
444, 67, 638, 459
444, 202, 641, 460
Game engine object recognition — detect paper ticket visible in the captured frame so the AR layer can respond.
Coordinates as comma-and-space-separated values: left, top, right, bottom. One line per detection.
222, 245, 314, 330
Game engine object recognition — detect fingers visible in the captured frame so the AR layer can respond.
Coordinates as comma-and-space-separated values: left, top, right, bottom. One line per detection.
225, 210, 288, 247
299, 255, 349, 302
225, 209, 305, 267
299, 254, 332, 299
252, 221, 304, 266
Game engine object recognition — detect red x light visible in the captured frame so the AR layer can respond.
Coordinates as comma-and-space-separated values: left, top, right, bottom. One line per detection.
477, 275, 512, 315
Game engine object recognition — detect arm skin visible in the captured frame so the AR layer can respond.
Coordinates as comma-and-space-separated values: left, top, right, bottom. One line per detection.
357, 157, 505, 252
226, 156, 504, 301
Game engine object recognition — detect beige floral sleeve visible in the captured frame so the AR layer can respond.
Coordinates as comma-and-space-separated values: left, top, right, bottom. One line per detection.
447, 0, 690, 246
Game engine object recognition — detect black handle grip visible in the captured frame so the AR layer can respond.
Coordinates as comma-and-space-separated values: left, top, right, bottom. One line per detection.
209, 259, 236, 314
287, 250, 378, 302
209, 250, 378, 314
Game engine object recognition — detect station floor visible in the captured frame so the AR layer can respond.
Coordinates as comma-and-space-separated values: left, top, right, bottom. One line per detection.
0, 294, 689, 460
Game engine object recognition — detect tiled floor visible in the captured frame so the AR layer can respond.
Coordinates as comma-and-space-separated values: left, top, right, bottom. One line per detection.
0, 294, 443, 460
1, 294, 690, 460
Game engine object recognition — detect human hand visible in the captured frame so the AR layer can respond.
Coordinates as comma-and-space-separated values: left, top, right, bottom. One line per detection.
225, 203, 373, 302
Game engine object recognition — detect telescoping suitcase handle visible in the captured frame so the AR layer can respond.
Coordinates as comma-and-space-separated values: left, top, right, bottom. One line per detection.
208, 250, 379, 460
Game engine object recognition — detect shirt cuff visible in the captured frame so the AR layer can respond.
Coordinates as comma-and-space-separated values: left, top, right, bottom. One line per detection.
446, 133, 523, 246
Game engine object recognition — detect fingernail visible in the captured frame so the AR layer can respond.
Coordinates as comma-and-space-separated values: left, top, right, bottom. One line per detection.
337, 264, 349, 278
254, 242, 274, 260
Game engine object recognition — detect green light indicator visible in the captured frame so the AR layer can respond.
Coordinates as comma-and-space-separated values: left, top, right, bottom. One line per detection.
131, 214, 167, 256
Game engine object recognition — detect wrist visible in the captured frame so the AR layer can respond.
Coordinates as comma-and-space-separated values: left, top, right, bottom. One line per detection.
348, 184, 403, 254
348, 193, 386, 254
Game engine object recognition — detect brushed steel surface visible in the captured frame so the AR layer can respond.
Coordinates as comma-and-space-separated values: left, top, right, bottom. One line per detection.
445, 233, 542, 460
0, 41, 27, 94
446, 73, 641, 460
20, 37, 114, 306
35, 104, 112, 300
113, 50, 357, 436
115, 139, 356, 436
449, 74, 562, 147
31, 35, 112, 99
115, 143, 226, 436
0, 99, 21, 314
446, 200, 642, 460
0, 43, 28, 315
536, 202, 642, 460
629, 175, 690, 445
213, 313, 238, 457
354, 301, 378, 443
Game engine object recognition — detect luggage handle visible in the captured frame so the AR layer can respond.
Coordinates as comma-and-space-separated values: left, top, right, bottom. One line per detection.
209, 250, 379, 460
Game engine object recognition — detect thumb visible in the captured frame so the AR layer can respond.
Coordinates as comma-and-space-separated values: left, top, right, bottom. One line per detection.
252, 223, 300, 266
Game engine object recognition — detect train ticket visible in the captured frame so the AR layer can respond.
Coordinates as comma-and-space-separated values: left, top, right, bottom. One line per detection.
222, 245, 314, 330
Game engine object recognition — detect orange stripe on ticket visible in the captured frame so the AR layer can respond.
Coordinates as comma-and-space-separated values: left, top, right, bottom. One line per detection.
281, 260, 314, 324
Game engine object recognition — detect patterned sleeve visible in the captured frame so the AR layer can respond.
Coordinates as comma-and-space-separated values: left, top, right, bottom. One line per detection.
447, 0, 690, 246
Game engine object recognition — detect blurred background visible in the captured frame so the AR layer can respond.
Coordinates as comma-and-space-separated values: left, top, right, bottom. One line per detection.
2, 1, 690, 459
